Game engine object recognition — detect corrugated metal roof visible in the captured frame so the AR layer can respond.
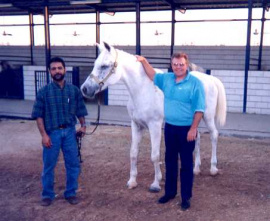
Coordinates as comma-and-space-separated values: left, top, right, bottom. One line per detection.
0, 0, 268, 16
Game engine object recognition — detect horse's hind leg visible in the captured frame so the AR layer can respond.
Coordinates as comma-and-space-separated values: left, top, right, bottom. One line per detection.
193, 132, 201, 175
148, 121, 162, 192
204, 117, 219, 176
127, 121, 143, 189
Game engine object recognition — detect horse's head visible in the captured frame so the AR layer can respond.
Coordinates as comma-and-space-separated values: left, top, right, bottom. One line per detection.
81, 42, 121, 98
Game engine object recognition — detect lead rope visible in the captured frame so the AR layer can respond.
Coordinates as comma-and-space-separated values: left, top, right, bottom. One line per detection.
85, 83, 103, 135
76, 84, 103, 163
76, 131, 83, 163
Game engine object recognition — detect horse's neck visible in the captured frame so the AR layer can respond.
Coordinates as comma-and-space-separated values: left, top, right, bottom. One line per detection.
117, 50, 155, 102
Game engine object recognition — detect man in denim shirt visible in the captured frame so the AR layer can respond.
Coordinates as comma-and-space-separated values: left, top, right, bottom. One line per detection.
136, 52, 205, 211
32, 57, 88, 206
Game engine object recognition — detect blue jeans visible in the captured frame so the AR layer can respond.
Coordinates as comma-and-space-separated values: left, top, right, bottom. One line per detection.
42, 127, 80, 200
164, 123, 195, 201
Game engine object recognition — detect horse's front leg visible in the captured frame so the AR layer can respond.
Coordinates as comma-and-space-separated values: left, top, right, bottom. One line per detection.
127, 121, 143, 189
148, 121, 162, 192
193, 132, 201, 175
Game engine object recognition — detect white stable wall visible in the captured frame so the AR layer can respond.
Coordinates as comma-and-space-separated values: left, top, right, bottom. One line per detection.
23, 66, 45, 101
212, 70, 270, 114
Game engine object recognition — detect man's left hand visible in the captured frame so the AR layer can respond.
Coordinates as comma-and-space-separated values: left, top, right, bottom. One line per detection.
187, 128, 197, 142
76, 126, 86, 137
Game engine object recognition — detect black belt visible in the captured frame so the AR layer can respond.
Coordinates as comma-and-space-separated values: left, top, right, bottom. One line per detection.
58, 124, 67, 129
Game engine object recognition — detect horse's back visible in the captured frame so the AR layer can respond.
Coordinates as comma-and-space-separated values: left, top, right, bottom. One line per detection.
190, 71, 226, 126
189, 71, 213, 84
189, 71, 218, 97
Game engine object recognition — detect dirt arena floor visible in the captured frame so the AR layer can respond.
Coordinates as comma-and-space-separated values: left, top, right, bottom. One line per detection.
0, 119, 270, 221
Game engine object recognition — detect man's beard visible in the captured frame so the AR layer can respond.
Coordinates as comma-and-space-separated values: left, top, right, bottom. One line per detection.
52, 73, 65, 81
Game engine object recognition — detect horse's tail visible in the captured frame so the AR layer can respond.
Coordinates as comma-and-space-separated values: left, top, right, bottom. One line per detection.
212, 76, 227, 127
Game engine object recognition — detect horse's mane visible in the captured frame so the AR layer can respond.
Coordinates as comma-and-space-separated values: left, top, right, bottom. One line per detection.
113, 47, 155, 85
114, 48, 146, 75
115, 48, 137, 63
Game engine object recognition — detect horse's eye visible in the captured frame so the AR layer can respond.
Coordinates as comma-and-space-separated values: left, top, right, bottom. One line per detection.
100, 65, 108, 70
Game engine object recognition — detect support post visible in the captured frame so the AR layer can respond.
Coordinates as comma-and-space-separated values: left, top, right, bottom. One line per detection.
96, 10, 100, 58
29, 13, 34, 65
258, 6, 266, 70
135, 1, 141, 55
44, 3, 51, 84
243, 0, 253, 113
170, 7, 175, 57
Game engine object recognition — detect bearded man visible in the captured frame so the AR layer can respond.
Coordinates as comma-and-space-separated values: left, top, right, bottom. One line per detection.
32, 57, 88, 206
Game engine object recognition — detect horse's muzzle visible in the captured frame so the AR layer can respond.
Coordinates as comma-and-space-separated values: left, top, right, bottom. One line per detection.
81, 85, 96, 98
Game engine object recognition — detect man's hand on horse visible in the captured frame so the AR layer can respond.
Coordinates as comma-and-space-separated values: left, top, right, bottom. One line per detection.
135, 55, 146, 63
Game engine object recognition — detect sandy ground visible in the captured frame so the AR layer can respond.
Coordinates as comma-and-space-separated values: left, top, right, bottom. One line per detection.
0, 119, 270, 221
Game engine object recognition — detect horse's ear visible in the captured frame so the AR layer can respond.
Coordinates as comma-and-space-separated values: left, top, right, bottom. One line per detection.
96, 42, 103, 54
103, 42, 111, 52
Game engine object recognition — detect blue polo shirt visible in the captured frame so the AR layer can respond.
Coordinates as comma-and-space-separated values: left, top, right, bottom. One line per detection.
154, 72, 205, 126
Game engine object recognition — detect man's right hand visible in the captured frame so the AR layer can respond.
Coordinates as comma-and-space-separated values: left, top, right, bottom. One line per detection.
42, 134, 52, 148
135, 55, 146, 63
135, 55, 156, 81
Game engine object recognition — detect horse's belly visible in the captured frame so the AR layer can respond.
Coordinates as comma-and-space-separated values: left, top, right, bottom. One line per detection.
128, 108, 149, 127
126, 90, 164, 128
127, 104, 163, 129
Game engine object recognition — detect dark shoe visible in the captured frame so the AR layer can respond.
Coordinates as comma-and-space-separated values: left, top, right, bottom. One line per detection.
181, 199, 190, 211
158, 195, 175, 204
41, 198, 52, 206
65, 196, 79, 205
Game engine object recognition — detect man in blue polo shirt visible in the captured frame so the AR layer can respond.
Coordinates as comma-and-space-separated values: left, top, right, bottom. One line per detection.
32, 57, 88, 206
136, 52, 205, 211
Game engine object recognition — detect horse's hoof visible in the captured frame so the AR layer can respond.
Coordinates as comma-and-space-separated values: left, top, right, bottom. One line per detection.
149, 186, 161, 193
193, 169, 201, 175
127, 182, 138, 189
210, 169, 218, 176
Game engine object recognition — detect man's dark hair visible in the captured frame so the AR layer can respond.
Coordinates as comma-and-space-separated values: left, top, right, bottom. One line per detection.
48, 57, 66, 69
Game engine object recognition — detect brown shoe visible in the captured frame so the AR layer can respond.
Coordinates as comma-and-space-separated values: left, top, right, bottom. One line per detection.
41, 198, 52, 206
65, 196, 79, 205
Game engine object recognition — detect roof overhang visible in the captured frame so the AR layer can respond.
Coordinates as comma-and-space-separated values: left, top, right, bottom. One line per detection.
0, 0, 268, 16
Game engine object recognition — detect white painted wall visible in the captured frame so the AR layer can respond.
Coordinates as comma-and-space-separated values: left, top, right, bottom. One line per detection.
23, 66, 45, 101
247, 71, 270, 114
212, 70, 270, 114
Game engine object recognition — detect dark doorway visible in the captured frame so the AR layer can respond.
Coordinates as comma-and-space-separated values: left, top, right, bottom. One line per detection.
0, 65, 24, 99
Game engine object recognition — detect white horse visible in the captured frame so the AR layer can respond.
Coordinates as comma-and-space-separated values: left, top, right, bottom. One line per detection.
81, 42, 226, 192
